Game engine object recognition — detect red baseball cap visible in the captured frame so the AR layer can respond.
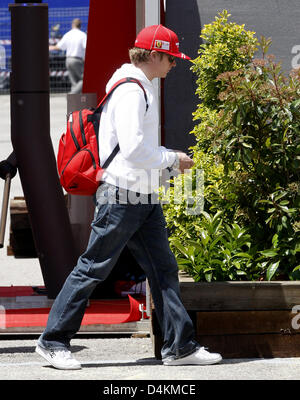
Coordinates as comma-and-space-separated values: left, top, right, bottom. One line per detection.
134, 24, 191, 60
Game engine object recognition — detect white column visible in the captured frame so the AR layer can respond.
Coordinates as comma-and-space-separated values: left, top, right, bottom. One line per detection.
136, 0, 162, 317
145, 0, 161, 145
136, 0, 161, 145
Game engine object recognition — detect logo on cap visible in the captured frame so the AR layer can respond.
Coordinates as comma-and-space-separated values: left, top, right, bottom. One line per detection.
154, 40, 170, 51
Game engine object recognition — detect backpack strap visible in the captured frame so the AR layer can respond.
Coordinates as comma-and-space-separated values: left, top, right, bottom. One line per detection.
95, 77, 149, 114
95, 77, 149, 169
102, 143, 120, 169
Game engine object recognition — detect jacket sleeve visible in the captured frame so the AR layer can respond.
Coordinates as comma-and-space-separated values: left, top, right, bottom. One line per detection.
113, 89, 176, 170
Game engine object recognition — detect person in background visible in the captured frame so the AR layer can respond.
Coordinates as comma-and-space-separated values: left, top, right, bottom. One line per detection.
49, 18, 87, 94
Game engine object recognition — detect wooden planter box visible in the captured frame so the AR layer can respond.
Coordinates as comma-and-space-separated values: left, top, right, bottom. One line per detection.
150, 276, 300, 359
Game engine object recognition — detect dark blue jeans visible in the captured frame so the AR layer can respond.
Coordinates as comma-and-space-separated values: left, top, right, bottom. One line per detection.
38, 183, 199, 361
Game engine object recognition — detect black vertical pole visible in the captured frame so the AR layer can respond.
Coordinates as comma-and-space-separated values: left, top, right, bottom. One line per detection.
9, 3, 78, 298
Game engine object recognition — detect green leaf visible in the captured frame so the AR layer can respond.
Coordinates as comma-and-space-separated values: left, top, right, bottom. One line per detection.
272, 234, 279, 249
200, 230, 210, 245
266, 261, 280, 281
171, 240, 190, 259
265, 137, 271, 148
260, 250, 278, 257
209, 236, 223, 251
233, 252, 252, 258
176, 258, 193, 265
282, 216, 288, 228
290, 99, 300, 116
274, 192, 287, 202
226, 137, 238, 149
242, 142, 252, 149
205, 273, 212, 282
292, 265, 300, 273
185, 240, 203, 250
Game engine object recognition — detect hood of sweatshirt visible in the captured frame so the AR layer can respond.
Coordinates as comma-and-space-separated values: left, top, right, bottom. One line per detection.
105, 63, 153, 93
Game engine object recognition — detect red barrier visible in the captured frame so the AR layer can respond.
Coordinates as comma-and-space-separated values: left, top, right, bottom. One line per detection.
83, 0, 136, 102
1, 286, 147, 327
5, 296, 146, 327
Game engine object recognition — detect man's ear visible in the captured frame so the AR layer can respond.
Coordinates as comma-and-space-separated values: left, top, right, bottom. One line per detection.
150, 50, 160, 61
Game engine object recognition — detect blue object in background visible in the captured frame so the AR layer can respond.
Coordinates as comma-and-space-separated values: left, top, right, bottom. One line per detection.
0, 1, 89, 7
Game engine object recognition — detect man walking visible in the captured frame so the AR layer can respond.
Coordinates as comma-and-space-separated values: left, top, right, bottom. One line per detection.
49, 18, 87, 93
36, 25, 222, 369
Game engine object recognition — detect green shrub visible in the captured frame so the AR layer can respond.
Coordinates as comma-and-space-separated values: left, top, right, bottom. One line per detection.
161, 11, 300, 281
191, 9, 257, 110
170, 211, 255, 282
209, 43, 300, 279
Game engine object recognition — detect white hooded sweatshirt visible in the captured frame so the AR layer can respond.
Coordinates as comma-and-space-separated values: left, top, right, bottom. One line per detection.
98, 63, 176, 194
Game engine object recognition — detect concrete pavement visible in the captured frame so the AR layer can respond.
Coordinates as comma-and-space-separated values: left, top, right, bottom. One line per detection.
1, 336, 300, 381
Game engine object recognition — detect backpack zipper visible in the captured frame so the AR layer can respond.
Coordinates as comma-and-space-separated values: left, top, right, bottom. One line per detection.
60, 148, 97, 176
85, 149, 96, 169
70, 120, 80, 151
79, 111, 87, 146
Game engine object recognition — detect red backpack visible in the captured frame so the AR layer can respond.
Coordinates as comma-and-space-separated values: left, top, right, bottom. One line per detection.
57, 77, 148, 196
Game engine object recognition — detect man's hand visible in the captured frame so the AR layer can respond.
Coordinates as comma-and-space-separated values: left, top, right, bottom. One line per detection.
176, 151, 194, 173
49, 45, 60, 51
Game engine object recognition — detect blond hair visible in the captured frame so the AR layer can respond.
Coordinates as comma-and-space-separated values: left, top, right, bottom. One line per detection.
129, 47, 151, 65
129, 47, 165, 66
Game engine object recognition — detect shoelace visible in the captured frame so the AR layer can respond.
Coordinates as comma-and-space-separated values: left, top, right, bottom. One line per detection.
51, 349, 73, 360
198, 347, 211, 354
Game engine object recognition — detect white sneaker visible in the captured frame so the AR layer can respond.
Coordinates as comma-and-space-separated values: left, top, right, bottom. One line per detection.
35, 344, 82, 370
163, 347, 222, 366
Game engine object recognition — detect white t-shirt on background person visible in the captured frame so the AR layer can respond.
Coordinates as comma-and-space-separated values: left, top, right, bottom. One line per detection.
57, 28, 87, 59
